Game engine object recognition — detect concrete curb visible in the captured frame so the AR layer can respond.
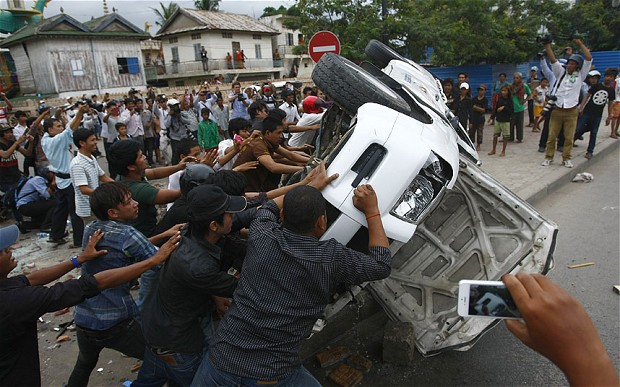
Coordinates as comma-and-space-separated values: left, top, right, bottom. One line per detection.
521, 137, 619, 206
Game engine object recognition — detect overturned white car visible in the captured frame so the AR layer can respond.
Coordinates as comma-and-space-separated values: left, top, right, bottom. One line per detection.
301, 40, 557, 356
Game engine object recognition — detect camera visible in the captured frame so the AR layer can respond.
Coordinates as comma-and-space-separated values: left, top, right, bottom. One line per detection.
536, 50, 547, 59
536, 33, 553, 45
237, 94, 245, 101
541, 95, 557, 117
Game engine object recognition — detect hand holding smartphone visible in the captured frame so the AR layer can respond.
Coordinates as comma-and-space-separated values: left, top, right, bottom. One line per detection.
458, 280, 521, 319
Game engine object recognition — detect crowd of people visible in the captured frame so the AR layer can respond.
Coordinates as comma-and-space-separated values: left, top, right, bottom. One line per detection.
443, 38, 619, 165
0, 58, 618, 386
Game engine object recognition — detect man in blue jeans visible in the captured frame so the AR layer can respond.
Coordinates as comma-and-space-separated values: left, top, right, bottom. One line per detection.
194, 170, 391, 386
66, 182, 180, 387
574, 68, 615, 160
133, 184, 246, 386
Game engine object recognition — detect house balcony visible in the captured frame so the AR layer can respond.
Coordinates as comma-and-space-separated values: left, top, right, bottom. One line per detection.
145, 58, 285, 84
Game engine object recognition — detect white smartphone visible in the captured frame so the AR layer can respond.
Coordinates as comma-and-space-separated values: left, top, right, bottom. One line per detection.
457, 280, 521, 319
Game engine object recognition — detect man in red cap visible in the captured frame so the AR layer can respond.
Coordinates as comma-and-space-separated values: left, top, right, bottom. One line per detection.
287, 96, 326, 148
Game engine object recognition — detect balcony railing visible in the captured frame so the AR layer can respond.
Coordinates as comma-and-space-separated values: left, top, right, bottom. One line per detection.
145, 58, 285, 81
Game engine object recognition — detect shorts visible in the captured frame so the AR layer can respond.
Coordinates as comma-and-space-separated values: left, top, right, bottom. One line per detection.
612, 101, 620, 119
533, 105, 544, 118
494, 121, 510, 138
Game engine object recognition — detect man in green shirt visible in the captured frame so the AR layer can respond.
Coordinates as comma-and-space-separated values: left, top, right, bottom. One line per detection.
107, 140, 187, 237
510, 72, 531, 143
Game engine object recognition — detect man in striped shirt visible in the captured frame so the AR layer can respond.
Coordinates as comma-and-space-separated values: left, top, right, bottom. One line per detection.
195, 171, 392, 386
70, 128, 113, 221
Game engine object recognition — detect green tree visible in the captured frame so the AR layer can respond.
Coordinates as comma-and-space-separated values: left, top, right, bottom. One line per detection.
261, 5, 288, 17
194, 0, 219, 11
151, 1, 178, 27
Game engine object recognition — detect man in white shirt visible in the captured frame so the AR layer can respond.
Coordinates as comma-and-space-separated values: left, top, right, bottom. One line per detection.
120, 98, 145, 151
541, 38, 592, 168
287, 96, 325, 148
70, 128, 114, 220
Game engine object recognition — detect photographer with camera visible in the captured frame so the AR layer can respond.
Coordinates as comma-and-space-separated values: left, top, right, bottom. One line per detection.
540, 36, 592, 168
229, 81, 250, 120
119, 98, 145, 152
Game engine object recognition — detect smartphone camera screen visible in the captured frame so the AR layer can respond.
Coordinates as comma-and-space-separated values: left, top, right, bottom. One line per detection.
467, 283, 521, 318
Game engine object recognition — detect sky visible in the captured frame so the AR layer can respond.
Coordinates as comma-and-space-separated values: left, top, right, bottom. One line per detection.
19, 0, 295, 35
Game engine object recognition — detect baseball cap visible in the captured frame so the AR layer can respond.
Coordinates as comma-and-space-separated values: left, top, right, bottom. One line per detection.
460, 82, 470, 90
477, 84, 487, 91
0, 224, 19, 250
530, 66, 539, 71
263, 86, 271, 91
187, 185, 247, 222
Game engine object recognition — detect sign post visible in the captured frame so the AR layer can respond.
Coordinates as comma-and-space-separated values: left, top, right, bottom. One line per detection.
308, 31, 341, 63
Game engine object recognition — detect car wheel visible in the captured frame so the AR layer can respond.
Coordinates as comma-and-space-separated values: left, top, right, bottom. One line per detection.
312, 53, 411, 117
365, 39, 407, 69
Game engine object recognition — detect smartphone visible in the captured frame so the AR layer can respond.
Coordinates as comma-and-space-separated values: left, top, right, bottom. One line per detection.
234, 134, 243, 144
457, 280, 521, 319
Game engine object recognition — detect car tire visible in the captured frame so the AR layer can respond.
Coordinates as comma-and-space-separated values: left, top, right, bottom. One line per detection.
364, 39, 407, 69
312, 53, 411, 117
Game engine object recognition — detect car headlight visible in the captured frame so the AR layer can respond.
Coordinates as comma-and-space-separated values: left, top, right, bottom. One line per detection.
390, 153, 449, 224
391, 175, 434, 223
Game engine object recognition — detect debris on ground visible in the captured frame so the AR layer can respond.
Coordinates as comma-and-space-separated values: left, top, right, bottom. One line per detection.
572, 172, 594, 183
328, 364, 363, 387
567, 262, 595, 269
613, 285, 620, 295
316, 347, 351, 368
56, 335, 70, 343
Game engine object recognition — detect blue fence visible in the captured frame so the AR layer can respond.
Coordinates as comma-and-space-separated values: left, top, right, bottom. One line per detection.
425, 50, 619, 108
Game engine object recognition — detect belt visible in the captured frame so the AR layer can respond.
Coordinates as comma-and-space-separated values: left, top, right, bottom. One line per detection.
554, 106, 577, 111
76, 318, 135, 338
54, 172, 71, 179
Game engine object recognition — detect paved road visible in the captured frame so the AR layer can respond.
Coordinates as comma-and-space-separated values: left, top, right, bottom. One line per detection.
306, 147, 619, 386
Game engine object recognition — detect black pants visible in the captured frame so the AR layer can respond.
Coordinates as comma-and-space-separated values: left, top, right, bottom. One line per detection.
509, 111, 524, 141
50, 184, 84, 245
18, 199, 57, 229
23, 157, 35, 176
144, 137, 156, 165
170, 139, 181, 165
67, 319, 146, 387
538, 113, 565, 149
527, 100, 535, 124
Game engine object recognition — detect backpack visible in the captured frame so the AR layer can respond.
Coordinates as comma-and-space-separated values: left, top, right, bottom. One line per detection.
2, 175, 32, 219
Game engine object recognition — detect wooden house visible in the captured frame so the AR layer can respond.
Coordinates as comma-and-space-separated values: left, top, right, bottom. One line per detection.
0, 12, 150, 96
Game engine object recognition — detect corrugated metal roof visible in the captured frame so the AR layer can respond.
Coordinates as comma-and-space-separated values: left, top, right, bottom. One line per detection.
156, 8, 279, 37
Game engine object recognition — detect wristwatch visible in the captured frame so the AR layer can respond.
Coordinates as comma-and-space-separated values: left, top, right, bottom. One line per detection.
70, 255, 82, 268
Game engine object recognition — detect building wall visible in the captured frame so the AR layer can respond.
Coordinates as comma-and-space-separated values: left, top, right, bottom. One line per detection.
7, 43, 36, 94
162, 30, 274, 65
10, 37, 146, 95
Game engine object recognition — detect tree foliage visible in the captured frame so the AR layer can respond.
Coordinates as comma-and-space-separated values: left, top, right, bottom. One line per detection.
194, 0, 219, 11
151, 1, 178, 27
278, 0, 619, 65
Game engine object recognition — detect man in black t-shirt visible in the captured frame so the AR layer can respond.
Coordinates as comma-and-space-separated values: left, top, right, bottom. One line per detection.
470, 84, 489, 151
574, 69, 616, 159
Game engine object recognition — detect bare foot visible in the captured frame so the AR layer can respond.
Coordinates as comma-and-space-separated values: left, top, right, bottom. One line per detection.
476, 144, 481, 151
488, 151, 496, 155
612, 134, 619, 139
499, 152, 505, 157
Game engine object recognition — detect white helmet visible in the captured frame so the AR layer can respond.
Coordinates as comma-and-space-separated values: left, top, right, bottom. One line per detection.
588, 70, 601, 78
167, 98, 180, 107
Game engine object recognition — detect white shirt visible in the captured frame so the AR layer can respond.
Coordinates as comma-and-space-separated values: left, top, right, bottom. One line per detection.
534, 86, 549, 107
288, 112, 324, 147
216, 139, 237, 171
13, 123, 27, 139
551, 59, 592, 109
166, 170, 183, 210
615, 76, 620, 102
120, 109, 144, 137
279, 102, 300, 123
70, 152, 105, 217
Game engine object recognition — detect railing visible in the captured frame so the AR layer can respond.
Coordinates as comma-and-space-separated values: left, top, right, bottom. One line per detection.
146, 58, 285, 80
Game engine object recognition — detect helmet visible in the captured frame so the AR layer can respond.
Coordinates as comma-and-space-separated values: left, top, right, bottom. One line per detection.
588, 70, 601, 78
567, 54, 584, 69
180, 164, 215, 196
166, 98, 180, 107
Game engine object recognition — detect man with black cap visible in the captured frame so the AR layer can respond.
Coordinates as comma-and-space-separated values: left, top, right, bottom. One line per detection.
134, 184, 246, 386
0, 225, 180, 386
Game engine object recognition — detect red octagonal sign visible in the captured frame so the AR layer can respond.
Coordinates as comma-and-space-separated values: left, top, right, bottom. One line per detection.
308, 31, 341, 63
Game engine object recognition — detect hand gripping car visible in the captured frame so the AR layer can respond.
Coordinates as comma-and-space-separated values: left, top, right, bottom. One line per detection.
299, 40, 557, 356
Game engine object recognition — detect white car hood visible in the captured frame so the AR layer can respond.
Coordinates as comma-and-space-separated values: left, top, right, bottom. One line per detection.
321, 103, 458, 243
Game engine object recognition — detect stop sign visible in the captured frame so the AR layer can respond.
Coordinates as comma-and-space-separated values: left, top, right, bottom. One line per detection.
308, 31, 341, 63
